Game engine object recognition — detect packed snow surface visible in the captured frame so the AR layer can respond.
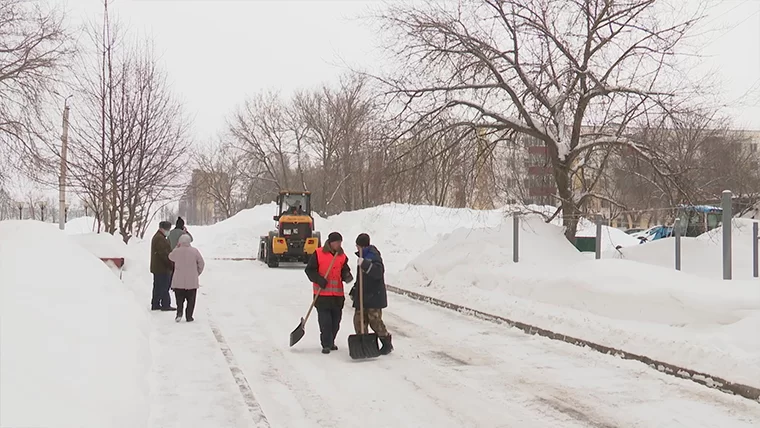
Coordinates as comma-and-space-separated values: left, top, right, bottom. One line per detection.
0, 221, 151, 428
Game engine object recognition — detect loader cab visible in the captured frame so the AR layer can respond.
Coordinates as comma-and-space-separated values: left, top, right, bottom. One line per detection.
674, 205, 722, 237
274, 192, 311, 221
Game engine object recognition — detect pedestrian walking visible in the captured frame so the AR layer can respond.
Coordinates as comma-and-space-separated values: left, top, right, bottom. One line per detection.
168, 216, 193, 250
351, 233, 393, 354
169, 234, 205, 322
150, 221, 176, 311
304, 232, 354, 354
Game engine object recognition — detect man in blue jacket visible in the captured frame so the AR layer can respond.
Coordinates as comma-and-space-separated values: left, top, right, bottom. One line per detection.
350, 233, 393, 355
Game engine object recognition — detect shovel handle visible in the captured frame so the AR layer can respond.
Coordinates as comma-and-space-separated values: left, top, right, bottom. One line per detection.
359, 264, 366, 334
302, 288, 321, 325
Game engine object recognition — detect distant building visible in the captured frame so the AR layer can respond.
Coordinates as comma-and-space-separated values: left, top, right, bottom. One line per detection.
178, 170, 227, 225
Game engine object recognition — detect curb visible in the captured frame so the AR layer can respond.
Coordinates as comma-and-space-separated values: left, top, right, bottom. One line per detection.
386, 284, 760, 404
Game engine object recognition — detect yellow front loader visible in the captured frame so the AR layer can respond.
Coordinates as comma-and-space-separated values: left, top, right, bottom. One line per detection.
258, 191, 321, 268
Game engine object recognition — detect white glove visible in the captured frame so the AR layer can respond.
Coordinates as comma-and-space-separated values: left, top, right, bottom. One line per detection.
357, 257, 365, 265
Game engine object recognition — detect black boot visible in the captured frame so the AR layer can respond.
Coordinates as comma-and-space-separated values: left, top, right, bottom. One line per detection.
379, 334, 393, 355
321, 348, 331, 354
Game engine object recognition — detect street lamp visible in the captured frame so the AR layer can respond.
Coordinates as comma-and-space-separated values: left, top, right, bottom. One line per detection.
53, 93, 73, 230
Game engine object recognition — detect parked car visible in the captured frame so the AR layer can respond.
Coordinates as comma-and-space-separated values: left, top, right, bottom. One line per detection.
633, 225, 673, 243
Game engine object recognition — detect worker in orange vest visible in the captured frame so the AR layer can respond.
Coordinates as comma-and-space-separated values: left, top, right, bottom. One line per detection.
304, 232, 354, 354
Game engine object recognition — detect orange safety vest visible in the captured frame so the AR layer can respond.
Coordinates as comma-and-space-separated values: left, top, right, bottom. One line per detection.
313, 248, 346, 296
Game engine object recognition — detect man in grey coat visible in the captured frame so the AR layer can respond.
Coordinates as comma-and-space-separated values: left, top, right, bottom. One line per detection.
168, 216, 193, 250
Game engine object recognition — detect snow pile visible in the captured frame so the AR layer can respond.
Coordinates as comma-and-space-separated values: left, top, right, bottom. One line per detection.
620, 218, 760, 280
318, 203, 511, 271
0, 220, 151, 428
182, 203, 277, 258
576, 218, 641, 253
65, 216, 99, 234
69, 232, 129, 260
391, 215, 760, 386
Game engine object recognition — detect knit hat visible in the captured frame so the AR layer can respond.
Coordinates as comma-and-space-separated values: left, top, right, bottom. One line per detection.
355, 233, 370, 247
326, 231, 343, 244
175, 216, 185, 229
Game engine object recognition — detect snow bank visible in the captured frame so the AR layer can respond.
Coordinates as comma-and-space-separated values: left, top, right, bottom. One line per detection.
620, 218, 760, 280
0, 220, 151, 428
65, 216, 98, 234
181, 204, 277, 258
576, 218, 641, 254
319, 203, 510, 271
391, 216, 760, 386
69, 232, 128, 259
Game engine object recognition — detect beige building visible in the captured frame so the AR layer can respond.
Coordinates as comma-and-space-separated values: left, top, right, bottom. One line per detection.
178, 170, 226, 226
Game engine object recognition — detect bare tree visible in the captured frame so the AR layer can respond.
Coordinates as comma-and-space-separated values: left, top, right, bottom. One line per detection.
190, 142, 247, 220
229, 91, 295, 191
607, 110, 760, 223
294, 74, 379, 215
66, 5, 190, 242
379, 0, 704, 241
0, 0, 72, 175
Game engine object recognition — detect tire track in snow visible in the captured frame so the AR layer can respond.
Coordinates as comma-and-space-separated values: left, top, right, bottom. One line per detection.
208, 313, 271, 428
224, 324, 343, 428
381, 301, 760, 427
379, 311, 607, 428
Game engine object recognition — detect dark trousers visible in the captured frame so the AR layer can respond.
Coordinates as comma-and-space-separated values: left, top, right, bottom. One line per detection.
316, 307, 342, 349
174, 289, 197, 319
151, 273, 172, 309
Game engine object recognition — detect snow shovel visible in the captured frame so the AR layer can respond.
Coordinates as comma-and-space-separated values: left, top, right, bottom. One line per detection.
348, 266, 380, 359
289, 255, 338, 347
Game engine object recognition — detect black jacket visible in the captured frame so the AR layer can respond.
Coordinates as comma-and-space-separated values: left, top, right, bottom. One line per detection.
350, 245, 387, 309
304, 246, 353, 310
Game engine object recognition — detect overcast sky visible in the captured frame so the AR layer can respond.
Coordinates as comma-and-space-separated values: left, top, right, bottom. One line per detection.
53, 0, 759, 142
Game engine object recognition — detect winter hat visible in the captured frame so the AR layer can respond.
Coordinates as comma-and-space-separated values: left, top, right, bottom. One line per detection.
355, 233, 370, 247
326, 231, 343, 244
159, 221, 172, 231
178, 234, 192, 247
176, 217, 185, 229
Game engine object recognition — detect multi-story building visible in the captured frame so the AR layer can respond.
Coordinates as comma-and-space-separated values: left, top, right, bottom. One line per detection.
508, 126, 760, 227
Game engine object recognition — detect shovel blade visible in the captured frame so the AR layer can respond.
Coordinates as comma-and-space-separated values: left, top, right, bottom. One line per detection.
289, 319, 306, 347
348, 333, 380, 359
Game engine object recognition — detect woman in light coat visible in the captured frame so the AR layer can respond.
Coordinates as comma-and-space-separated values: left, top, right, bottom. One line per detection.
168, 234, 205, 322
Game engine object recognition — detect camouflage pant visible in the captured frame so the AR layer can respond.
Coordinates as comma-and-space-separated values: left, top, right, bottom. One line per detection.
353, 308, 389, 336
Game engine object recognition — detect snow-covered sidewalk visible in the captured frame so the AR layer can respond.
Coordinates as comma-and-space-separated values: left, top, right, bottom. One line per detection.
145, 305, 252, 427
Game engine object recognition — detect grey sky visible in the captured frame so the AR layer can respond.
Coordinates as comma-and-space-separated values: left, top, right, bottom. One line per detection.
54, 0, 760, 140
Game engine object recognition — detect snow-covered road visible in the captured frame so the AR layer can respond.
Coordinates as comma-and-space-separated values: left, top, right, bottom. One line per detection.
146, 260, 760, 428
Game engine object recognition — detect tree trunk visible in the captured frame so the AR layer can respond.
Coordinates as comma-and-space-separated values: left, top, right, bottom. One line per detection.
554, 160, 579, 243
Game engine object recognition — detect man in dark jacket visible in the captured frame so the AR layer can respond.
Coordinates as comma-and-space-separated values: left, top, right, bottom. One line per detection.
304, 232, 353, 354
168, 216, 193, 250
350, 233, 393, 354
150, 221, 176, 311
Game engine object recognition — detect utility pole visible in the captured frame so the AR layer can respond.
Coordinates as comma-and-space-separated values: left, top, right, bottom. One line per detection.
59, 97, 71, 230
